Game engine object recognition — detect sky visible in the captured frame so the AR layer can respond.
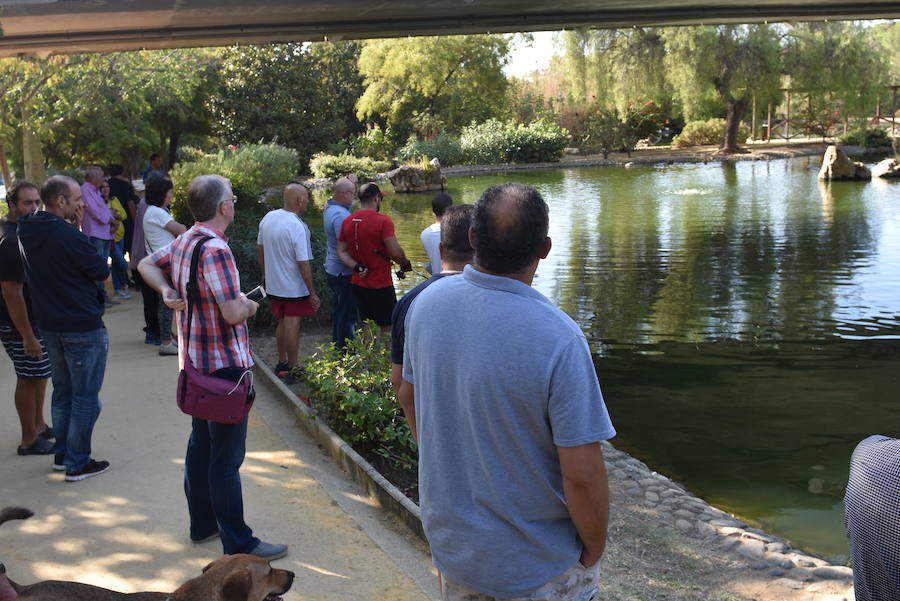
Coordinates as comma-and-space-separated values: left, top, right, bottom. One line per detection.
503, 30, 558, 78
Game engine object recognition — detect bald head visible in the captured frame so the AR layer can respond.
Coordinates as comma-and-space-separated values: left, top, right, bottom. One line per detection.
333, 178, 355, 207
472, 183, 549, 275
283, 183, 310, 215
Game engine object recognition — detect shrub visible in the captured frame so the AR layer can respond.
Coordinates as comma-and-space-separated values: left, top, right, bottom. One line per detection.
169, 143, 299, 223
300, 323, 417, 475
459, 119, 569, 164
672, 118, 750, 148
398, 133, 465, 166
837, 127, 891, 149
309, 152, 390, 181
349, 124, 396, 161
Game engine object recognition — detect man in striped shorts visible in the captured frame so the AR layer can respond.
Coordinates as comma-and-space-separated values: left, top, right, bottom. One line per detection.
0, 181, 53, 456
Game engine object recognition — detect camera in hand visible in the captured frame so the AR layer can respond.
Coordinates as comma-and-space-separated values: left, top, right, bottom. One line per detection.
245, 285, 266, 303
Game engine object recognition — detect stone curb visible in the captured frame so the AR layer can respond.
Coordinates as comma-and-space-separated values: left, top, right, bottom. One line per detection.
252, 352, 854, 600
250, 352, 425, 540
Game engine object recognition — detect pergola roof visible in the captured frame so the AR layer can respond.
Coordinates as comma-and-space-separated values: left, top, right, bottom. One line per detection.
0, 0, 897, 57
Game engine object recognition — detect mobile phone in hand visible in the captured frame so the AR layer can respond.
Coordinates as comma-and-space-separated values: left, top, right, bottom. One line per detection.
245, 285, 266, 303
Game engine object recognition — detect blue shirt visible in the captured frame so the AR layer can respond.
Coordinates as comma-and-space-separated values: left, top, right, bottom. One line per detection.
403, 265, 616, 598
323, 200, 352, 276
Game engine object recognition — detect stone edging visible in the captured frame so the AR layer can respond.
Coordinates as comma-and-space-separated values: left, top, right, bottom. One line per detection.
250, 352, 425, 540
253, 352, 854, 600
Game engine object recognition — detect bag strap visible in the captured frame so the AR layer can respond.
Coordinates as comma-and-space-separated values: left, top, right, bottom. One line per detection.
183, 235, 213, 351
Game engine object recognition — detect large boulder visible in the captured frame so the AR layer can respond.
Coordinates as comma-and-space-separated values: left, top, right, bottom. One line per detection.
818, 145, 871, 181
871, 158, 900, 179
385, 161, 447, 193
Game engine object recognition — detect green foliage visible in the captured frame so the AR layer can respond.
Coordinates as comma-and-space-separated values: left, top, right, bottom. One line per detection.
398, 133, 465, 166
579, 109, 639, 158
169, 143, 299, 224
308, 152, 389, 181
459, 119, 569, 164
301, 323, 417, 475
307, 41, 366, 141
357, 35, 510, 142
672, 118, 750, 148
349, 124, 395, 161
212, 44, 348, 168
836, 127, 891, 148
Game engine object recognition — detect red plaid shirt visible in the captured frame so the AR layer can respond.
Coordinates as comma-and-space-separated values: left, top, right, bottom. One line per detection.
149, 223, 252, 373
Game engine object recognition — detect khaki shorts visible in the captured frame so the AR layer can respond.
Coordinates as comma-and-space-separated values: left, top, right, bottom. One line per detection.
440, 560, 600, 601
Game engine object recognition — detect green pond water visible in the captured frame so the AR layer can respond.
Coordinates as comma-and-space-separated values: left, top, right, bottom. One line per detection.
313, 156, 900, 562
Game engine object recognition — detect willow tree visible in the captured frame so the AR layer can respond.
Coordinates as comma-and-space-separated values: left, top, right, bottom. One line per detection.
356, 34, 509, 140
660, 25, 781, 153
784, 22, 888, 129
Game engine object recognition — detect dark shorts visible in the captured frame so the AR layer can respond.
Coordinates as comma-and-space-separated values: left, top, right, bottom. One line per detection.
351, 285, 396, 326
0, 325, 51, 380
270, 296, 315, 318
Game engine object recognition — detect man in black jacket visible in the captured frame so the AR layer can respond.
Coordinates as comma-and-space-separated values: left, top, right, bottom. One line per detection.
18, 175, 112, 482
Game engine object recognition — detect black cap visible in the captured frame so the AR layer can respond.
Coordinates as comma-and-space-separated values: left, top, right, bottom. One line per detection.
359, 182, 382, 202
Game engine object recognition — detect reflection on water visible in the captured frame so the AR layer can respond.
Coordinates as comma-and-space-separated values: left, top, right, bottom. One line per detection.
314, 157, 899, 561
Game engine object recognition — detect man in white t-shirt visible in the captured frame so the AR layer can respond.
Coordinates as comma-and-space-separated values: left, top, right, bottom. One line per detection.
420, 193, 452, 275
256, 183, 320, 382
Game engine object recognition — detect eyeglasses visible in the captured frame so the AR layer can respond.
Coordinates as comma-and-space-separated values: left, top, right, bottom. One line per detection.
218, 194, 237, 206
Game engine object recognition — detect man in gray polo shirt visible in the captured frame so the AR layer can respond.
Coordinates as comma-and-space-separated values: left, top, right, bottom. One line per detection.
402, 183, 616, 601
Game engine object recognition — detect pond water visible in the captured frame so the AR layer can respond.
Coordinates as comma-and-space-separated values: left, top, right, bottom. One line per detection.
313, 157, 899, 562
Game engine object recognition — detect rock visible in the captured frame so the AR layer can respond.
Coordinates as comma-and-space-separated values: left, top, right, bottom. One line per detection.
696, 521, 716, 538
818, 145, 872, 180
718, 526, 744, 537
659, 489, 683, 499
766, 542, 789, 553
626, 487, 642, 497
773, 578, 805, 590
658, 512, 672, 520
624, 162, 636, 168
787, 567, 815, 582
710, 518, 743, 529
384, 164, 447, 192
675, 519, 693, 531
872, 158, 900, 178
718, 537, 741, 550
807, 581, 844, 593
737, 539, 766, 560
791, 554, 829, 569
765, 553, 795, 569
768, 568, 786, 577
645, 491, 660, 503
750, 560, 769, 570
660, 497, 679, 506
638, 478, 658, 487
742, 530, 775, 543
813, 566, 853, 580
673, 509, 695, 519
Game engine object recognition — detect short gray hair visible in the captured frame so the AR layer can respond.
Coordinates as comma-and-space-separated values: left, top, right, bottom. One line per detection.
187, 175, 232, 222
85, 165, 104, 183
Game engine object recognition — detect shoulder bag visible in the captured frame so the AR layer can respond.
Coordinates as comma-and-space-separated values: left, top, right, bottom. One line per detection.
175, 235, 255, 424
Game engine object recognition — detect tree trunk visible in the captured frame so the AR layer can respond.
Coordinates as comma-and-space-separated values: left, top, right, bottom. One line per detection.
21, 106, 46, 184
0, 144, 12, 188
720, 98, 749, 154
167, 130, 180, 170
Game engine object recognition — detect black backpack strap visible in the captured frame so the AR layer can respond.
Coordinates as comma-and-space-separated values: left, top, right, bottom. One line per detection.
184, 236, 213, 347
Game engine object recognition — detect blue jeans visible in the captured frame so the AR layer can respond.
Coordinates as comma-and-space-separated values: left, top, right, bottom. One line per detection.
184, 416, 259, 554
326, 272, 357, 349
110, 239, 129, 291
43, 328, 109, 473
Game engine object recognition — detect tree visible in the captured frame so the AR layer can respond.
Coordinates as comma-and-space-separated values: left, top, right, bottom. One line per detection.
211, 43, 342, 167
660, 25, 781, 153
307, 41, 366, 141
356, 34, 510, 141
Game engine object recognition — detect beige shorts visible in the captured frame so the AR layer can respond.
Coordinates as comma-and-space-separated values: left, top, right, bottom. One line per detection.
440, 560, 600, 601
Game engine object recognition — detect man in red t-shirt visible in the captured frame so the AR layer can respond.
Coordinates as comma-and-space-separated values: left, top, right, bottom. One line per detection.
337, 183, 412, 333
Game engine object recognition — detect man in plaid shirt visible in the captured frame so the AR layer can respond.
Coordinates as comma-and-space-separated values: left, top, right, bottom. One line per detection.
139, 174, 287, 560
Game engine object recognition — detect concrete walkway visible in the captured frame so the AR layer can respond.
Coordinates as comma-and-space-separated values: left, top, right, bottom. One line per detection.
0, 293, 437, 600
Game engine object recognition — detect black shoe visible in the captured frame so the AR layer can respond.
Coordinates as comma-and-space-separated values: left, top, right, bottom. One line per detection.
17, 438, 54, 456
274, 361, 287, 375
65, 459, 110, 482
53, 453, 66, 471
39, 426, 55, 440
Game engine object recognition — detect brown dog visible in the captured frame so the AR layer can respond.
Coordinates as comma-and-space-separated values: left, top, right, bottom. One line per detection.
1, 507, 294, 601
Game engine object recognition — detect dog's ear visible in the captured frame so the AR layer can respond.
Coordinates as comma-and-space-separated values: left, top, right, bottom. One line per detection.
0, 507, 34, 526
221, 568, 252, 601
201, 560, 217, 573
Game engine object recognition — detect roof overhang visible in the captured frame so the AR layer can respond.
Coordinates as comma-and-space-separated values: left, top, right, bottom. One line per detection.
0, 1, 898, 57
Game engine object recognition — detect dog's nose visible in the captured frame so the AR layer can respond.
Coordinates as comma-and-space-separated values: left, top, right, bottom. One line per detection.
285, 571, 295, 589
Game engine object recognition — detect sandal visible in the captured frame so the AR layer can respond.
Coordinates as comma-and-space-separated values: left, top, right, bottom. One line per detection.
17, 437, 54, 456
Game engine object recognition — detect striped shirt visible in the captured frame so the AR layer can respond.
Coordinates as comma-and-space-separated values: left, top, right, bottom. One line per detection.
845, 435, 900, 601
148, 223, 251, 373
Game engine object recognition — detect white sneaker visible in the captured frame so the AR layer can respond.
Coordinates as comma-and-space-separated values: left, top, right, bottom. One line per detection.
116, 288, 132, 299
158, 341, 178, 356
